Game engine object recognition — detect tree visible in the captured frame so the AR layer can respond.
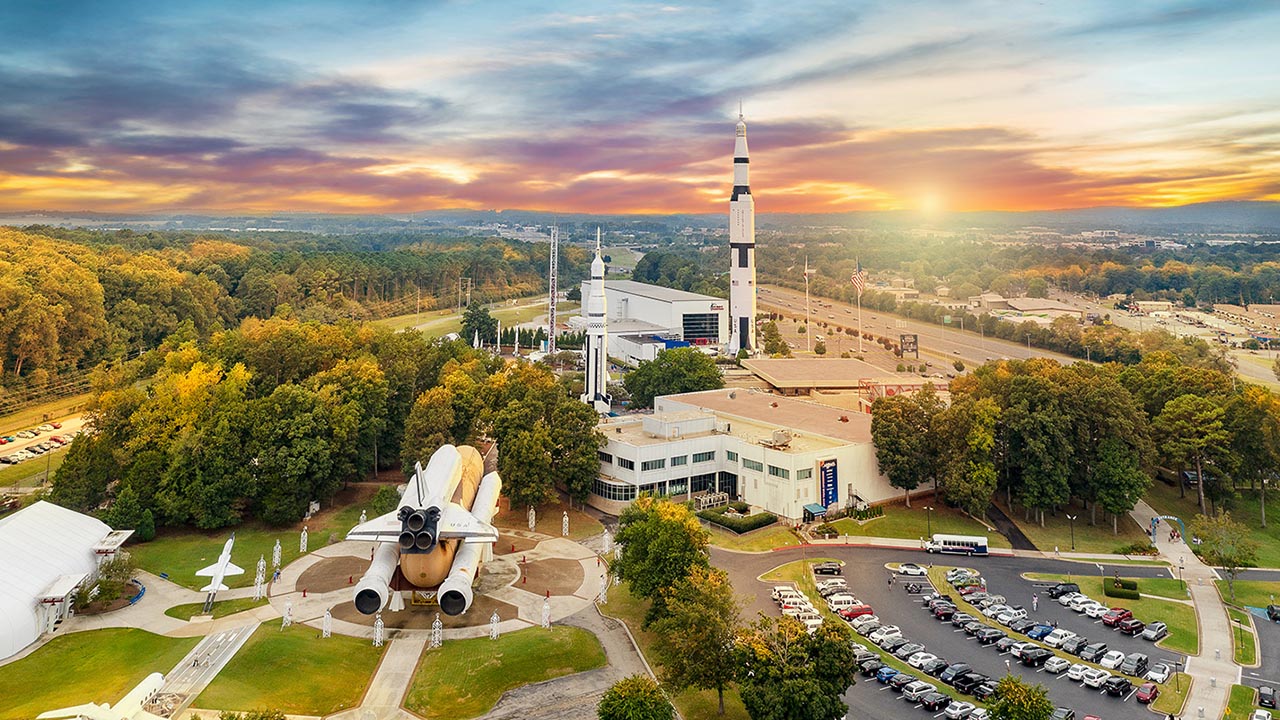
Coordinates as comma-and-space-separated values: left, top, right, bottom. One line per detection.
1190, 511, 1259, 601
623, 347, 723, 409
613, 496, 710, 625
937, 396, 1000, 517
870, 385, 944, 507
1225, 386, 1280, 528
988, 675, 1054, 720
598, 675, 674, 720
460, 302, 498, 345
650, 567, 744, 714
497, 419, 555, 511
567, 286, 582, 302
548, 398, 605, 507
104, 484, 145, 532
1026, 277, 1049, 298
370, 485, 401, 515
1093, 438, 1152, 534
50, 433, 118, 513
1273, 356, 1280, 383
1155, 394, 1230, 515
813, 339, 827, 355
735, 617, 854, 720
401, 386, 456, 471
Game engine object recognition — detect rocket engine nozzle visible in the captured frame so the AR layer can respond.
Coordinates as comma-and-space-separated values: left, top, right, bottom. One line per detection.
353, 542, 400, 615
402, 506, 440, 553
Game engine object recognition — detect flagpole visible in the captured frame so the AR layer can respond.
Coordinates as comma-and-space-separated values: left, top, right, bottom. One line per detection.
858, 289, 863, 354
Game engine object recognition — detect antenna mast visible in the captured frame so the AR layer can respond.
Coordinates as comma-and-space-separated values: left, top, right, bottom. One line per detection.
548, 225, 559, 355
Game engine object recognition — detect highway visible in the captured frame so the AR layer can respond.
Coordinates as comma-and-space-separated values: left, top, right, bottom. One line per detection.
758, 285, 1079, 369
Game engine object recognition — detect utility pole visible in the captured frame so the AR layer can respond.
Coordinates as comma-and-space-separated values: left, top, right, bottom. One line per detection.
804, 257, 813, 352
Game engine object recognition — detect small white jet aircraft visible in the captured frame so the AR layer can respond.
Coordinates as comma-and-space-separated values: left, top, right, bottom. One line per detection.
196, 534, 243, 592
37, 672, 165, 720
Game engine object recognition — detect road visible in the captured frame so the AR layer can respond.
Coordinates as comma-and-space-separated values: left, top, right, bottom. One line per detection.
717, 545, 1180, 720
758, 285, 1079, 370
0, 412, 88, 470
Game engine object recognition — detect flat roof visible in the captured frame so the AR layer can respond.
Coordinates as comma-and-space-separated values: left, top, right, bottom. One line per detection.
742, 357, 908, 389
662, 388, 875, 445
609, 318, 669, 334
605, 280, 723, 304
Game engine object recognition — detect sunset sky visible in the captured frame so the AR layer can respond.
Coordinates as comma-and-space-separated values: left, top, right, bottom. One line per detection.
1, 1, 1278, 215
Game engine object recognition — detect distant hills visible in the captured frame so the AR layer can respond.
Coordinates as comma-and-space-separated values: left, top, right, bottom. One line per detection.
4, 200, 1279, 234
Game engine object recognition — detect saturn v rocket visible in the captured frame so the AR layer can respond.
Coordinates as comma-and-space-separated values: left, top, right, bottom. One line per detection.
346, 444, 501, 616
581, 228, 611, 413
728, 111, 757, 355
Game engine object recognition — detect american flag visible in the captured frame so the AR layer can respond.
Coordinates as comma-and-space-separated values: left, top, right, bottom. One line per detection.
851, 261, 866, 295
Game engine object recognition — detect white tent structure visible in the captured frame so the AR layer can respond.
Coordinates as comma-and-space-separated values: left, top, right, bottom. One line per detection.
0, 501, 130, 661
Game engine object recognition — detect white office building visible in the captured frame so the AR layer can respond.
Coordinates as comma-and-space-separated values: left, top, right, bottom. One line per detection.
589, 388, 900, 520
579, 279, 729, 366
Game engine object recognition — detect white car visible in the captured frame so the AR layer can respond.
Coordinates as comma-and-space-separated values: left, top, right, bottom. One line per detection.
782, 604, 815, 617
983, 604, 1012, 618
800, 616, 824, 634
1082, 668, 1111, 688
997, 608, 1028, 626
947, 568, 977, 583
909, 652, 939, 669
1057, 591, 1083, 607
869, 625, 902, 644
1146, 663, 1173, 684
1066, 663, 1089, 681
772, 587, 802, 602
1084, 603, 1110, 619
1008, 642, 1034, 659
945, 701, 977, 719
898, 563, 928, 576
970, 709, 990, 720
817, 579, 848, 592
851, 615, 879, 632
1069, 595, 1097, 612
1044, 656, 1072, 674
1100, 650, 1126, 669
1251, 711, 1272, 720
1044, 629, 1077, 648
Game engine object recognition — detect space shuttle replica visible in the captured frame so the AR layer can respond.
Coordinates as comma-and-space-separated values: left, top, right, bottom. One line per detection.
37, 672, 165, 720
346, 444, 501, 616
728, 109, 758, 355
580, 227, 611, 413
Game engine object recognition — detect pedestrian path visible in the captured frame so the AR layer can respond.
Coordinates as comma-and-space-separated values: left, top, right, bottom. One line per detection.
328, 634, 427, 720
160, 624, 258, 716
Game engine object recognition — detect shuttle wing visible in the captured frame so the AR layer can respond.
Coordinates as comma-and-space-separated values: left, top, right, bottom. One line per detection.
36, 703, 114, 720
345, 510, 402, 543
438, 503, 499, 542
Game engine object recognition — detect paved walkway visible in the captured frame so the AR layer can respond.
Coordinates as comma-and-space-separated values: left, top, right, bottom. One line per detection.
159, 623, 258, 716
1130, 500, 1238, 720
328, 634, 427, 720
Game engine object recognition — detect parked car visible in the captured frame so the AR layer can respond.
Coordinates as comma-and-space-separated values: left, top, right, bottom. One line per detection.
1252, 711, 1272, 720
1082, 668, 1111, 688
1136, 682, 1160, 704
1009, 618, 1037, 634
851, 615, 880, 633
1102, 608, 1133, 627
1044, 629, 1077, 648
994, 637, 1019, 653
1008, 642, 1034, 660
997, 608, 1028, 626
940, 663, 973, 685
876, 666, 900, 683
951, 613, 976, 628
1119, 618, 1146, 635
962, 620, 985, 635
1084, 603, 1110, 619
935, 604, 957, 620
903, 680, 938, 702
813, 561, 843, 575
1057, 591, 1084, 607
1080, 643, 1109, 662
856, 621, 882, 636
838, 605, 874, 621
1066, 663, 1089, 681
1100, 650, 1126, 669
898, 563, 928, 576
1146, 663, 1173, 683
945, 701, 977, 719
983, 604, 1011, 618
1027, 624, 1054, 640
860, 659, 885, 676
895, 643, 927, 661
909, 652, 939, 670
923, 658, 950, 677
1267, 605, 1280, 622
1062, 636, 1090, 655
1142, 621, 1170, 641
1021, 648, 1055, 667
1261, 686, 1277, 709
882, 637, 911, 653
971, 709, 990, 720
1069, 595, 1098, 612
1051, 708, 1075, 720
921, 692, 952, 711
959, 584, 987, 596
972, 681, 999, 701
889, 673, 919, 691
1047, 582, 1080, 598
869, 625, 902, 644
976, 627, 1006, 645
954, 673, 990, 695
1045, 656, 1072, 674
1119, 653, 1150, 678
1104, 676, 1133, 697
37, 424, 55, 432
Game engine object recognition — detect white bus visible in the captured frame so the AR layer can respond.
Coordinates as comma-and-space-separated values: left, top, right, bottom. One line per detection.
924, 533, 989, 556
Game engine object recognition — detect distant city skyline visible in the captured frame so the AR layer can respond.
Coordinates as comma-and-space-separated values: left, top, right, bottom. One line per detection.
0, 1, 1277, 215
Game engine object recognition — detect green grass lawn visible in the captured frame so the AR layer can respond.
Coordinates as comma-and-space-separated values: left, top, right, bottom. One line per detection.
0, 446, 68, 488
195, 621, 382, 716
707, 523, 801, 552
995, 499, 1152, 554
602, 582, 752, 720
130, 491, 372, 591
1146, 480, 1280, 568
1058, 557, 1170, 567
492, 495, 603, 542
1226, 684, 1259, 720
1023, 573, 1198, 655
372, 297, 577, 340
1215, 579, 1280, 608
404, 626, 606, 719
0, 393, 91, 436
1151, 673, 1193, 716
164, 596, 270, 621
760, 558, 844, 622
0, 629, 198, 720
827, 504, 1012, 548
1227, 606, 1259, 665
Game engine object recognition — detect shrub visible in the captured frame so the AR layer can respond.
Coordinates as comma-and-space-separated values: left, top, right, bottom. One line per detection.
1114, 541, 1158, 556
1104, 584, 1141, 600
697, 508, 778, 533
813, 522, 840, 537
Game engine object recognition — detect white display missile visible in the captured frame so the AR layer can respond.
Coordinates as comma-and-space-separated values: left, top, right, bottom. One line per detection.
195, 535, 244, 593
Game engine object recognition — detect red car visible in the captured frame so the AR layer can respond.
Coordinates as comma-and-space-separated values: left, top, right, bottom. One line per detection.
1102, 608, 1133, 627
50, 421, 62, 429
1118, 618, 1145, 635
959, 585, 987, 596
839, 605, 874, 620
1137, 682, 1160, 704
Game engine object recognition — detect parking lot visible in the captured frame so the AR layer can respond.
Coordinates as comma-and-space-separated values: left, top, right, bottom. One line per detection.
726, 546, 1186, 720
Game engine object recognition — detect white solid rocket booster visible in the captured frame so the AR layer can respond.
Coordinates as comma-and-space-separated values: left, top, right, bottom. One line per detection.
728, 111, 757, 354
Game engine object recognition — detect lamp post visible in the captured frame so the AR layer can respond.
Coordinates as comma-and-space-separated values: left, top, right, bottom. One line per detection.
1179, 558, 1185, 592
924, 506, 934, 538
1067, 514, 1077, 552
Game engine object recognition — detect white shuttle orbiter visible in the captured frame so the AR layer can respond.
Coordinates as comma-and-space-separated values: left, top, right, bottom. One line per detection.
37, 671, 165, 720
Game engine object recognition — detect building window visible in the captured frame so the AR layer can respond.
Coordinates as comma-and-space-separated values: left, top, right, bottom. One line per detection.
797, 468, 813, 480
726, 451, 739, 462
669, 477, 688, 495
693, 451, 715, 463
592, 478, 638, 502
743, 458, 764, 472
642, 459, 666, 472
682, 313, 720, 341
717, 472, 738, 497
671, 455, 688, 467
617, 457, 635, 471
691, 473, 716, 493
598, 451, 612, 464
768, 465, 790, 479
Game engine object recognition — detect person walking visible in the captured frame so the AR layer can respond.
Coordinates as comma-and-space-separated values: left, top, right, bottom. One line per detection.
1032, 594, 1039, 612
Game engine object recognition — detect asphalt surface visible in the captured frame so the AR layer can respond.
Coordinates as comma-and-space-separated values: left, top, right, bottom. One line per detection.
717, 546, 1182, 720
1227, 569, 1280, 692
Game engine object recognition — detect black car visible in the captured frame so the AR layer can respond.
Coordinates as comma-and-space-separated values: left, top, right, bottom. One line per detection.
860, 659, 885, 676
954, 673, 990, 694
1080, 643, 1108, 662
853, 650, 878, 665
883, 637, 910, 653
1047, 582, 1080, 599
935, 605, 957, 620
921, 692, 952, 711
1010, 618, 1037, 634
1268, 605, 1280, 622
940, 663, 972, 685
994, 637, 1019, 653
1119, 653, 1149, 678
1061, 636, 1089, 655
1103, 676, 1133, 697
962, 620, 985, 635
889, 673, 919, 691
1021, 648, 1054, 667
976, 627, 1006, 645
813, 561, 843, 575
895, 643, 927, 660
973, 682, 999, 701
923, 659, 950, 677
1260, 687, 1277, 709
928, 598, 955, 612
952, 613, 976, 628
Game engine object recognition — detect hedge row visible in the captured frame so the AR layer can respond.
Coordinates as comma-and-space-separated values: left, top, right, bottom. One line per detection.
698, 508, 779, 534
1104, 581, 1141, 600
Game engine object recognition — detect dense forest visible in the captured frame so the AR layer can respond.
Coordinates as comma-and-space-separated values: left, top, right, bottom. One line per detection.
0, 226, 589, 389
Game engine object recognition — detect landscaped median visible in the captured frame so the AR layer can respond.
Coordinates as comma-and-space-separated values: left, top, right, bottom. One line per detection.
825, 503, 1012, 549
1226, 606, 1259, 666
1022, 572, 1199, 655
163, 596, 270, 621
1226, 683, 1261, 720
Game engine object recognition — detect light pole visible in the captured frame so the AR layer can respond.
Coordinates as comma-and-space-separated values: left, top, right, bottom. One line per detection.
924, 506, 934, 538
1179, 558, 1185, 592
1067, 515, 1077, 551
